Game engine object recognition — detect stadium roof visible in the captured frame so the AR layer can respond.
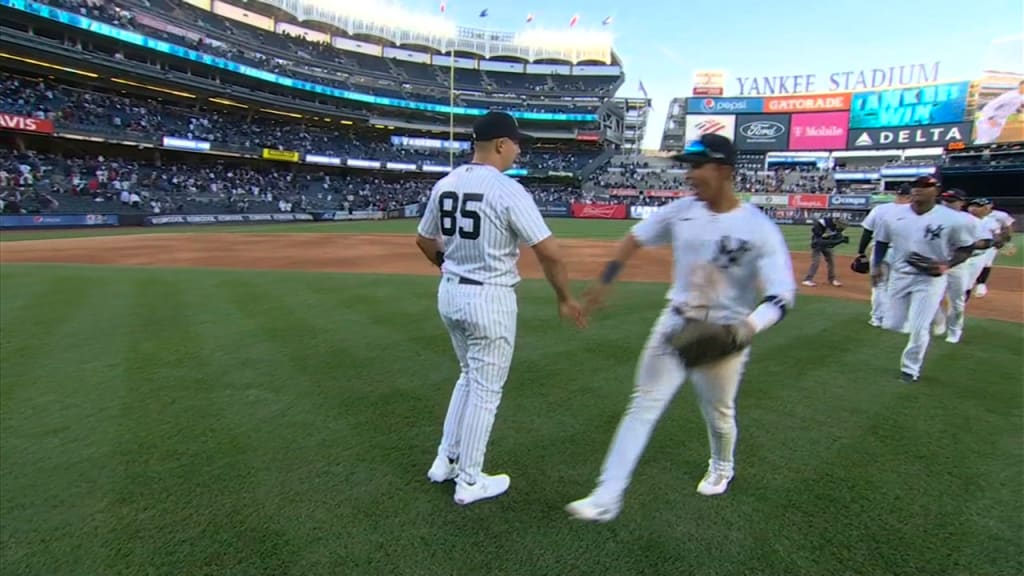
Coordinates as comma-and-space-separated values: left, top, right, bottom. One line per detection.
259, 0, 617, 63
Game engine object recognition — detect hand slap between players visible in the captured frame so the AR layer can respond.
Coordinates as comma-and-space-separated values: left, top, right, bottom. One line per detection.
559, 298, 588, 329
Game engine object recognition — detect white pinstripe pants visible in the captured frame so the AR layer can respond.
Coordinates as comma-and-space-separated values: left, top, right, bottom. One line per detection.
885, 272, 947, 378
594, 304, 750, 502
435, 274, 518, 484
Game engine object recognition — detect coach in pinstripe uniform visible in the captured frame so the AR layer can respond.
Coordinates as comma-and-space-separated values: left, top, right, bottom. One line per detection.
415, 111, 584, 506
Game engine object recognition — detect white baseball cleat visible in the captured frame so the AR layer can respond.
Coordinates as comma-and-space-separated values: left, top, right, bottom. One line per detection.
831, 280, 843, 287
932, 319, 947, 337
945, 332, 962, 344
801, 280, 816, 287
974, 284, 988, 298
453, 473, 510, 505
565, 494, 622, 523
868, 318, 883, 328
427, 455, 458, 483
696, 468, 734, 496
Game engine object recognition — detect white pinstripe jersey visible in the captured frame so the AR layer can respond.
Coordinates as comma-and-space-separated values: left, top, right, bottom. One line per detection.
875, 204, 975, 276
631, 198, 796, 325
968, 212, 996, 258
986, 209, 1015, 231
417, 163, 552, 286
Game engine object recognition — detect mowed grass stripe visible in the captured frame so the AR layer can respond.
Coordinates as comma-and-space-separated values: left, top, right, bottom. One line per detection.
0, 265, 1021, 575
0, 271, 138, 575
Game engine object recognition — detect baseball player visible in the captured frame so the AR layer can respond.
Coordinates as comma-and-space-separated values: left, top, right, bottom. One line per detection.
971, 199, 1015, 297
856, 183, 912, 327
415, 110, 584, 506
564, 135, 796, 522
973, 81, 1024, 145
801, 216, 849, 287
871, 175, 976, 382
930, 190, 993, 343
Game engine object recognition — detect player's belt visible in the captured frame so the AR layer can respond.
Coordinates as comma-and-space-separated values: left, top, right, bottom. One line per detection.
457, 277, 483, 286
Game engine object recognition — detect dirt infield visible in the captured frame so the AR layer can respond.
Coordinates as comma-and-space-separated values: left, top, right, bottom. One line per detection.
1, 233, 1021, 323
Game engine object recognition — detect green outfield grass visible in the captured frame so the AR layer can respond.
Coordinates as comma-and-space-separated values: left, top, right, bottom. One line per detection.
1, 263, 1021, 575
4, 218, 1023, 267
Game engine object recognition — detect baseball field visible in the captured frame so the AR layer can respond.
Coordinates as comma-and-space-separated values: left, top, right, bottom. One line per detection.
1, 219, 1022, 576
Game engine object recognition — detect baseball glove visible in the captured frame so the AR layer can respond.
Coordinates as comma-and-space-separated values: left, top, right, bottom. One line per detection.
906, 251, 948, 277
667, 319, 754, 368
850, 253, 870, 274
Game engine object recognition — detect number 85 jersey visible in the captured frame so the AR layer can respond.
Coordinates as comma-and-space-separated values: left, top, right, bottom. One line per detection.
417, 163, 552, 286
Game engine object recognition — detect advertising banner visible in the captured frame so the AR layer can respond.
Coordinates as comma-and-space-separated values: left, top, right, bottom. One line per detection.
571, 202, 627, 220
317, 210, 385, 221
762, 208, 866, 225
304, 154, 342, 166
763, 93, 851, 113
827, 194, 871, 209
0, 213, 118, 228
146, 213, 314, 225
684, 114, 737, 144
788, 194, 830, 209
846, 122, 971, 149
849, 81, 970, 129
162, 136, 210, 151
734, 114, 791, 151
630, 205, 660, 220
692, 70, 727, 96
788, 112, 850, 150
0, 113, 54, 134
969, 75, 1024, 145
686, 97, 763, 115
645, 190, 690, 198
537, 202, 571, 217
749, 194, 792, 207
403, 203, 424, 218
608, 188, 640, 196
261, 148, 300, 162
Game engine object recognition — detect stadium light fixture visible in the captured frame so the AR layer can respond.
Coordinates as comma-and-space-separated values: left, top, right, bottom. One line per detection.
208, 97, 248, 108
258, 108, 304, 118
0, 52, 99, 78
110, 77, 196, 98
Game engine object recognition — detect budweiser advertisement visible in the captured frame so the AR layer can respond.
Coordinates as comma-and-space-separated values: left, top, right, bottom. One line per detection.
0, 113, 54, 134
570, 202, 628, 220
683, 114, 736, 143
788, 112, 850, 150
788, 194, 830, 209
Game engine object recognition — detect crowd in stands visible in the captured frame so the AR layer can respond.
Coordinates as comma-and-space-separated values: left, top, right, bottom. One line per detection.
0, 149, 435, 215
0, 73, 599, 172
31, 0, 616, 112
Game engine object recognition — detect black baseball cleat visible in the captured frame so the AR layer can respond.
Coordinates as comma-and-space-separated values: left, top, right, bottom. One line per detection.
900, 372, 919, 383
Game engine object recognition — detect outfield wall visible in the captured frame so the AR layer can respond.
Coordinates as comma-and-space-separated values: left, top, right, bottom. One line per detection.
0, 196, 877, 230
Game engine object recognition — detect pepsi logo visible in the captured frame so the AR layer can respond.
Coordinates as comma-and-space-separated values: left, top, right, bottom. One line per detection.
702, 98, 716, 112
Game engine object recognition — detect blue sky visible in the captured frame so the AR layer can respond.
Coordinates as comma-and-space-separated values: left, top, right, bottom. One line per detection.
403, 0, 1023, 149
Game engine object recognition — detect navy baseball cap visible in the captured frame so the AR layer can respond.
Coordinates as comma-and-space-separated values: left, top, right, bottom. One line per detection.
897, 183, 912, 195
672, 134, 736, 166
940, 189, 965, 202
910, 175, 941, 188
968, 197, 992, 207
472, 111, 533, 144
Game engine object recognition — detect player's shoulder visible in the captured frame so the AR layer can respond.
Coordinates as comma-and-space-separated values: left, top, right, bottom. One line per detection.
648, 195, 701, 219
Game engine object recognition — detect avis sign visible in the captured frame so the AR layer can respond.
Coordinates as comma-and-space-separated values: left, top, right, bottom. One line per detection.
847, 123, 970, 149
0, 113, 54, 134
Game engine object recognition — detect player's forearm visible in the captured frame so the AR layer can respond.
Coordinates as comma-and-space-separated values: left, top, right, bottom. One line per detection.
745, 294, 792, 334
857, 228, 873, 255
872, 241, 889, 269
538, 255, 572, 302
948, 245, 974, 269
415, 235, 443, 267
598, 234, 642, 286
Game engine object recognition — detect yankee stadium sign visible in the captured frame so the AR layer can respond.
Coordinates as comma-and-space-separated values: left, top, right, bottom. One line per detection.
735, 62, 942, 96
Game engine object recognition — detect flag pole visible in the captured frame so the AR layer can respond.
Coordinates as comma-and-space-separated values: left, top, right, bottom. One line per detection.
449, 43, 455, 168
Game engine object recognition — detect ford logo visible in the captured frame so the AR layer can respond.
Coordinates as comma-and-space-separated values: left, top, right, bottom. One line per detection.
740, 121, 785, 138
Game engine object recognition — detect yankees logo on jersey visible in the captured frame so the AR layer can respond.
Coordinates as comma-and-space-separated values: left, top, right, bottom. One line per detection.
712, 236, 753, 270
924, 224, 945, 241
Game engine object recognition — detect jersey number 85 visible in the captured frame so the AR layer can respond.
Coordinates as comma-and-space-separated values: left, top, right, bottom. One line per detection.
439, 191, 483, 240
